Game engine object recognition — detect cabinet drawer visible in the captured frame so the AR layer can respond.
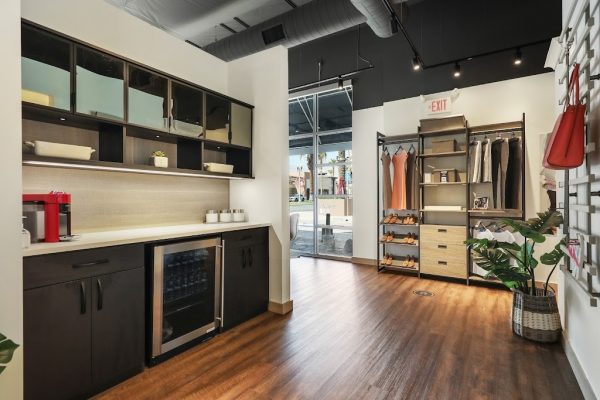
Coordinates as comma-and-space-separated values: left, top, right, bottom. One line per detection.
420, 254, 468, 279
420, 224, 466, 246
420, 242, 467, 262
222, 227, 268, 248
24, 244, 144, 289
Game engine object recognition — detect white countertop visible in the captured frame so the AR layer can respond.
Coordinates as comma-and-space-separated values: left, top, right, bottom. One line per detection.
23, 222, 271, 257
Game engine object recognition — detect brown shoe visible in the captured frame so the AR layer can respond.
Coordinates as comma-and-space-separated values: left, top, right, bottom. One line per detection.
389, 214, 398, 224
408, 257, 416, 268
406, 233, 414, 245
383, 214, 392, 224
386, 254, 393, 266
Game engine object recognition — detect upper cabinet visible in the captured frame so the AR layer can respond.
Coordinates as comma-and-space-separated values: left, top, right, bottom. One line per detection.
205, 94, 230, 143
230, 103, 252, 148
21, 22, 254, 179
171, 82, 204, 138
128, 66, 168, 131
21, 25, 71, 111
76, 46, 125, 121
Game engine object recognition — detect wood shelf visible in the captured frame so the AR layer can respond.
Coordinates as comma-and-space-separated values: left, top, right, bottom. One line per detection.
420, 182, 467, 186
379, 222, 419, 227
418, 151, 467, 158
379, 240, 419, 246
469, 121, 523, 135
468, 209, 523, 218
22, 154, 253, 180
420, 208, 466, 213
380, 262, 419, 272
419, 127, 467, 137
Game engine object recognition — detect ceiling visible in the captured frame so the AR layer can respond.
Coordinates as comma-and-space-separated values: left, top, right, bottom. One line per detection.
105, 0, 313, 48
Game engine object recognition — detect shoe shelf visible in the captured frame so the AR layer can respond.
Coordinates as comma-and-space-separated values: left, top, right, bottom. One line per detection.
380, 257, 419, 272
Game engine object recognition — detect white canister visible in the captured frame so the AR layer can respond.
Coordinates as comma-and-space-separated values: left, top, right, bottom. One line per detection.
232, 209, 246, 222
219, 209, 233, 223
206, 210, 219, 223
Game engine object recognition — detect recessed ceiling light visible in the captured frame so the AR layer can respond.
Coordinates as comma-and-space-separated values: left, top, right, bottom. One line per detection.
411, 56, 421, 71
156, 135, 160, 138
59, 117, 66, 121
337, 76, 344, 90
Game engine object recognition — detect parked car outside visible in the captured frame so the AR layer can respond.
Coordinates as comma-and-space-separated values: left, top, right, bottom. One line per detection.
289, 194, 305, 202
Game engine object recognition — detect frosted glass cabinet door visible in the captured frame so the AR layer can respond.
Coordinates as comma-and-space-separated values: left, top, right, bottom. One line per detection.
128, 66, 168, 130
230, 103, 252, 148
76, 46, 125, 121
170, 82, 204, 138
21, 25, 71, 111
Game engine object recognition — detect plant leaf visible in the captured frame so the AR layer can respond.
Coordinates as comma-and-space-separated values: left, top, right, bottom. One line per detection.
0, 333, 5, 342
501, 219, 546, 243
0, 339, 19, 364
540, 240, 566, 265
471, 248, 530, 290
516, 242, 538, 271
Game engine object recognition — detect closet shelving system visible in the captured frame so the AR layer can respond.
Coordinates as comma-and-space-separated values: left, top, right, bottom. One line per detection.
466, 115, 526, 285
377, 133, 421, 275
418, 115, 470, 280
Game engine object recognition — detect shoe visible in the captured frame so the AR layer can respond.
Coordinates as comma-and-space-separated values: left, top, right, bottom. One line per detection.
379, 233, 388, 242
383, 214, 392, 224
386, 232, 394, 242
402, 215, 411, 224
400, 235, 409, 244
408, 257, 416, 268
389, 214, 399, 224
401, 257, 409, 267
407, 215, 416, 225
386, 254, 393, 266
407, 233, 415, 245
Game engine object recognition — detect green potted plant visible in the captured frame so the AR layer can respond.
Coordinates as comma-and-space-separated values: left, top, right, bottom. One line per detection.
0, 332, 19, 375
465, 210, 564, 343
150, 150, 168, 168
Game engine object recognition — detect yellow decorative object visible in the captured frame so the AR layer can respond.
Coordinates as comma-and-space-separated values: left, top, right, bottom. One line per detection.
22, 89, 54, 106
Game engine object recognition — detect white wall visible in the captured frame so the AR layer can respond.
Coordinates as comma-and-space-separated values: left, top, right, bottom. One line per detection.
557, 0, 600, 398
354, 73, 560, 282
352, 107, 384, 261
21, 0, 228, 94
0, 0, 23, 398
228, 47, 291, 305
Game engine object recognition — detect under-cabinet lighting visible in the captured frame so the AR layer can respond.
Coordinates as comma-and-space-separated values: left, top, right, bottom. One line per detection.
59, 117, 66, 121
23, 160, 243, 180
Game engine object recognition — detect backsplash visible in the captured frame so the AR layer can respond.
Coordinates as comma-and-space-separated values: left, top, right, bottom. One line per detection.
23, 166, 229, 232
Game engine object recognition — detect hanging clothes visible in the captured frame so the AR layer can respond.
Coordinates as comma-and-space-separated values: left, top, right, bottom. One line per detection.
468, 140, 482, 183
381, 151, 392, 210
405, 150, 418, 210
482, 138, 492, 183
504, 137, 522, 209
491, 138, 509, 208
391, 150, 408, 210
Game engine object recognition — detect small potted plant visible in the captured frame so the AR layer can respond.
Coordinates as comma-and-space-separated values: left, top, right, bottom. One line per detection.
0, 332, 19, 375
150, 150, 168, 168
465, 210, 564, 343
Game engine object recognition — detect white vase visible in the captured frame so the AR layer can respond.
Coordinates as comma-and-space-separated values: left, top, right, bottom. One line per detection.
150, 156, 168, 168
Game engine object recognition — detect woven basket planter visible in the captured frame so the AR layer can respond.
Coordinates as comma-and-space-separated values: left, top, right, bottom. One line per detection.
512, 289, 561, 343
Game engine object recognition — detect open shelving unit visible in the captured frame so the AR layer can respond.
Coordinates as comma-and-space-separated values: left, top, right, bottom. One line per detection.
376, 133, 421, 275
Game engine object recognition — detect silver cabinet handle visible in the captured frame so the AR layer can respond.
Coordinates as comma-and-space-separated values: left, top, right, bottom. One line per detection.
220, 239, 225, 328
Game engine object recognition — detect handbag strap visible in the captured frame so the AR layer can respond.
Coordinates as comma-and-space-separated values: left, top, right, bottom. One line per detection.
568, 63, 581, 106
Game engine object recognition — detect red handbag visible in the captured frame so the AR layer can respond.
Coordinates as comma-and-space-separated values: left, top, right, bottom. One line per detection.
543, 63, 586, 169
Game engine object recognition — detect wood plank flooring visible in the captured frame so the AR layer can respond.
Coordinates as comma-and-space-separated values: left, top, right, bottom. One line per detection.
96, 258, 583, 400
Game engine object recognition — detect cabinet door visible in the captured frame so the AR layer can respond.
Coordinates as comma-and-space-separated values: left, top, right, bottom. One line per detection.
75, 46, 125, 121
222, 242, 248, 331
24, 279, 92, 400
247, 240, 269, 317
171, 81, 204, 137
230, 103, 252, 147
91, 267, 144, 389
128, 66, 169, 131
21, 25, 72, 111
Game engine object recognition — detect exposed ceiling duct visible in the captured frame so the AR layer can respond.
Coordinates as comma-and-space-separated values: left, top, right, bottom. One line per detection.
204, 0, 395, 61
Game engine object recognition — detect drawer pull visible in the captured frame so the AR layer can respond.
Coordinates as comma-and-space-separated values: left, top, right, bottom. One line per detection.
72, 259, 109, 268
97, 278, 103, 311
80, 281, 86, 314
437, 229, 447, 233
438, 244, 447, 249
438, 261, 448, 265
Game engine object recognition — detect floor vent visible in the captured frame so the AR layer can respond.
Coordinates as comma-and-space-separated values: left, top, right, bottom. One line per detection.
413, 290, 434, 297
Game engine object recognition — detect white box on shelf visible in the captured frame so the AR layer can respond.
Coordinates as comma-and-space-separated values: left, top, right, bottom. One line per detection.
25, 140, 96, 161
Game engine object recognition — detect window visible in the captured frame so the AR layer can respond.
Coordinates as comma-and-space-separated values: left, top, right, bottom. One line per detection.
289, 87, 353, 259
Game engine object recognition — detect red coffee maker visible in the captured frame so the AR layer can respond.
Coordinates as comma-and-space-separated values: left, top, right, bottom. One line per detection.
23, 192, 72, 243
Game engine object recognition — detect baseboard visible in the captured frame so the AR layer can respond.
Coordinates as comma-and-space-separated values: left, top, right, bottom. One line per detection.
351, 257, 377, 266
562, 334, 597, 400
268, 299, 294, 315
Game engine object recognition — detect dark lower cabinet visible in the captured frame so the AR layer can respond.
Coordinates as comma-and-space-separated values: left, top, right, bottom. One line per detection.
91, 268, 145, 389
24, 245, 144, 400
24, 279, 93, 400
222, 228, 269, 330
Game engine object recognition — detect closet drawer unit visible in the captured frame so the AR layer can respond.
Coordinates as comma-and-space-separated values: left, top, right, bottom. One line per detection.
420, 254, 468, 279
420, 224, 467, 246
420, 242, 467, 262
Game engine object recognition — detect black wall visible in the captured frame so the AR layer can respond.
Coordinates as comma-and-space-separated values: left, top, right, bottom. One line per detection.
289, 0, 562, 110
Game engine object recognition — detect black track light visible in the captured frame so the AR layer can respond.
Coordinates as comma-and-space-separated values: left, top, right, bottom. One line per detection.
337, 76, 344, 90
513, 48, 522, 65
411, 56, 421, 71
453, 63, 461, 78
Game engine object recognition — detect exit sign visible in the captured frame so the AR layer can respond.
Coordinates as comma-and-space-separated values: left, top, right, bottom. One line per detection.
425, 97, 452, 115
